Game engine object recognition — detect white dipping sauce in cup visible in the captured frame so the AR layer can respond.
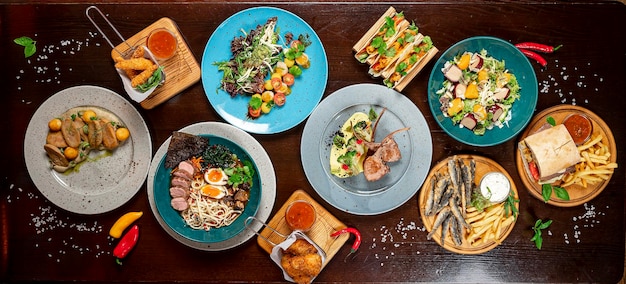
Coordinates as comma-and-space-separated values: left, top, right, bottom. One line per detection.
479, 172, 511, 203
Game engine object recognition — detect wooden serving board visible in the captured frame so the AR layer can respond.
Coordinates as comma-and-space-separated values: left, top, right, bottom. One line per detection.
419, 155, 519, 255
257, 189, 348, 270
111, 17, 201, 109
515, 105, 617, 207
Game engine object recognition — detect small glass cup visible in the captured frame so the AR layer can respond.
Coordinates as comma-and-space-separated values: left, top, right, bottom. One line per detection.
285, 200, 316, 232
146, 28, 177, 60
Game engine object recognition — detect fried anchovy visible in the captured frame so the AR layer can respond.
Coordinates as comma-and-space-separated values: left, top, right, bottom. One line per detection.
425, 175, 437, 216
427, 207, 451, 240
440, 215, 451, 246
448, 215, 463, 246
436, 183, 455, 214
432, 174, 449, 211
449, 197, 471, 230
447, 158, 461, 201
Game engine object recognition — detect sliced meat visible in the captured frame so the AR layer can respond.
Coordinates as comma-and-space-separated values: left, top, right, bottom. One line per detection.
169, 186, 189, 199
101, 122, 119, 150
493, 88, 510, 101
469, 53, 484, 72
378, 138, 402, 163
444, 64, 463, 83
453, 83, 467, 98
170, 176, 191, 189
44, 144, 69, 167
177, 160, 196, 177
46, 131, 68, 148
172, 169, 192, 180
460, 114, 478, 130
61, 117, 81, 148
489, 105, 504, 122
170, 197, 189, 211
363, 155, 390, 182
87, 119, 103, 149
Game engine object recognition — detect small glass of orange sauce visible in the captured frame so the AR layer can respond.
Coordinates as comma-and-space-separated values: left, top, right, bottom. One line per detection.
563, 113, 593, 145
285, 200, 316, 232
147, 28, 177, 60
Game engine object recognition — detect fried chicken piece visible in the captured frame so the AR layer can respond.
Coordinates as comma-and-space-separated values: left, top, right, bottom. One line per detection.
130, 64, 158, 87
285, 239, 318, 256
280, 239, 323, 284
114, 57, 155, 71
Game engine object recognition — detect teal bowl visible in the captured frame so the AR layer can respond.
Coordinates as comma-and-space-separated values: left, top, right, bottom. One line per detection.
153, 135, 261, 243
427, 36, 538, 147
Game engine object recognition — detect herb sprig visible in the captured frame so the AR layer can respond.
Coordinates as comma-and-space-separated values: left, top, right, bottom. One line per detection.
531, 219, 552, 249
14, 36, 37, 58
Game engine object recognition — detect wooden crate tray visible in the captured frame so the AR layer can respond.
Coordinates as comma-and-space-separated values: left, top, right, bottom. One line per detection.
257, 189, 349, 269
111, 17, 201, 109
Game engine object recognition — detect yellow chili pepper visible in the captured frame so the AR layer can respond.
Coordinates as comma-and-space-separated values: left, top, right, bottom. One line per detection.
109, 211, 143, 238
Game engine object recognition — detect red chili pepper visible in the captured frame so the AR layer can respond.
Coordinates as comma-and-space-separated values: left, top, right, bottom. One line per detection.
514, 42, 562, 53
519, 48, 547, 67
113, 224, 139, 265
331, 227, 361, 255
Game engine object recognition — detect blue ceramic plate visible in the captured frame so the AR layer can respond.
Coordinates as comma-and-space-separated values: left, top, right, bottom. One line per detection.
301, 84, 433, 215
201, 7, 328, 134
427, 36, 538, 146
147, 122, 276, 250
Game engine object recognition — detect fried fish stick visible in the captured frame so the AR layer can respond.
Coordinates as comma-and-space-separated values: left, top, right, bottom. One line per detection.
115, 57, 155, 71
131, 64, 158, 87
113, 56, 139, 79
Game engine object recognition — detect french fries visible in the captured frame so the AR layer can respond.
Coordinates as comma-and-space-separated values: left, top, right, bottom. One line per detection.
561, 134, 618, 187
465, 203, 515, 246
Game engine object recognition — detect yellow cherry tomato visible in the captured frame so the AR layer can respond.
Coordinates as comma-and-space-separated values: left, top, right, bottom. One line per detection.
261, 102, 272, 114
64, 147, 78, 160
284, 58, 295, 68
81, 110, 97, 123
261, 91, 274, 102
48, 118, 62, 131
116, 128, 130, 142
264, 79, 273, 91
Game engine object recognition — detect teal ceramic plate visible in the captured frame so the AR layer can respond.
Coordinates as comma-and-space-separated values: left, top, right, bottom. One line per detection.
201, 6, 327, 134
147, 122, 276, 251
427, 36, 538, 146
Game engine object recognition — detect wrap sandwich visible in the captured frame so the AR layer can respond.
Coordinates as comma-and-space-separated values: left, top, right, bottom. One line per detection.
367, 22, 420, 78
354, 9, 409, 64
518, 124, 582, 184
382, 35, 435, 88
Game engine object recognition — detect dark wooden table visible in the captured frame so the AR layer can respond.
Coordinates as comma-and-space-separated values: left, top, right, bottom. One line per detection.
2, 1, 625, 283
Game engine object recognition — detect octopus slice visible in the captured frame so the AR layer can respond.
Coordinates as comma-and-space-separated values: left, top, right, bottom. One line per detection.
61, 117, 81, 148
44, 144, 69, 167
101, 122, 119, 150
46, 131, 68, 148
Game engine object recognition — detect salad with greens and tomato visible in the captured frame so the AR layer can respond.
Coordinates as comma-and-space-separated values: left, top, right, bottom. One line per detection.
214, 17, 311, 119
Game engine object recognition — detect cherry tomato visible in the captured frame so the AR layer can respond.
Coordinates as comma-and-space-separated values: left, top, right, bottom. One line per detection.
248, 106, 261, 118
273, 92, 286, 106
290, 40, 303, 50
270, 77, 282, 90
283, 73, 295, 86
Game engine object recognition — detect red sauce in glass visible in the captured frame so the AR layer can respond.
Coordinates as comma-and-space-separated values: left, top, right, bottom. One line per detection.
147, 29, 177, 60
563, 113, 592, 145
285, 201, 316, 231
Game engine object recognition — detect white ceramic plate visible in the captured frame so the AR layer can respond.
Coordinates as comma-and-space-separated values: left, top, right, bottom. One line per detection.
147, 122, 276, 251
301, 84, 433, 215
24, 85, 152, 214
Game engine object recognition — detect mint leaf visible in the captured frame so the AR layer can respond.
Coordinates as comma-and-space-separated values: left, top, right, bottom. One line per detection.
541, 184, 552, 202
546, 116, 556, 126
14, 36, 34, 46
553, 186, 570, 201
24, 44, 36, 58
14, 36, 36, 58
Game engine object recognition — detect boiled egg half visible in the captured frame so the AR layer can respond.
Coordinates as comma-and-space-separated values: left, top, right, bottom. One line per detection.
200, 184, 226, 199
204, 168, 228, 185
